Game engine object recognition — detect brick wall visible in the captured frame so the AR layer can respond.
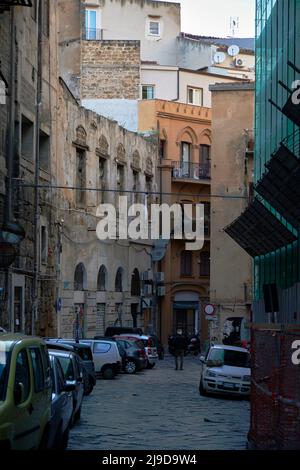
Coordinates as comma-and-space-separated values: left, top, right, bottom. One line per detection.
248, 327, 300, 450
81, 40, 140, 99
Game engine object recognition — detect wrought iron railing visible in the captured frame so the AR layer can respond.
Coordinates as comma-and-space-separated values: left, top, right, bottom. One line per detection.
172, 161, 211, 180
84, 28, 103, 40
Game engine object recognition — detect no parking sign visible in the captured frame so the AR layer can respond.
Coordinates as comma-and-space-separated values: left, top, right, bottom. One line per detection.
204, 303, 216, 320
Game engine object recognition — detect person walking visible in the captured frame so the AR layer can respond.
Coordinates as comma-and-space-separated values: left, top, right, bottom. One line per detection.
169, 329, 187, 370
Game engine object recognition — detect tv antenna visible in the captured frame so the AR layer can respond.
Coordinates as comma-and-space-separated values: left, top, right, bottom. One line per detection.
230, 16, 240, 37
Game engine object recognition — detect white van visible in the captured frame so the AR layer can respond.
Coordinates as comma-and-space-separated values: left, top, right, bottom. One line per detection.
80, 339, 122, 379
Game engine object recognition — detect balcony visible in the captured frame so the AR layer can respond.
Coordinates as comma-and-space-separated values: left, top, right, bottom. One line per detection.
83, 28, 103, 40
172, 161, 211, 181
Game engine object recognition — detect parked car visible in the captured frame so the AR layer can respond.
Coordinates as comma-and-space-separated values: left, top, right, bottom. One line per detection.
149, 334, 164, 360
46, 339, 96, 395
117, 334, 158, 368
199, 344, 251, 397
48, 349, 84, 425
0, 327, 7, 333
114, 337, 148, 374
0, 333, 52, 450
47, 352, 74, 449
80, 339, 122, 379
103, 326, 143, 338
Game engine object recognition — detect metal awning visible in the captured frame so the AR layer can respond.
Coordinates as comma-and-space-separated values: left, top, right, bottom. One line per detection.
0, 0, 32, 6
224, 198, 297, 258
255, 141, 300, 228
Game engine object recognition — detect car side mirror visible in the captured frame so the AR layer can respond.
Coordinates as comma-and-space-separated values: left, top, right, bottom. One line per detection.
14, 382, 25, 405
64, 383, 75, 392
200, 356, 206, 363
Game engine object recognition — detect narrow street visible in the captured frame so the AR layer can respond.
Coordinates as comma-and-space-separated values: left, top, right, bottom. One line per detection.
68, 356, 250, 450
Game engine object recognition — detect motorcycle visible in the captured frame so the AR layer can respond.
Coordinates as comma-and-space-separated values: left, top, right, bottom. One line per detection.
185, 334, 201, 356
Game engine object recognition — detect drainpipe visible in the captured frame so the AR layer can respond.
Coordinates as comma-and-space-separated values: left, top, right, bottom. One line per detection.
32, 0, 43, 335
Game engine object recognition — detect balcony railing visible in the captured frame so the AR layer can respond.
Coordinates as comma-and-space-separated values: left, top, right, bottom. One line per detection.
172, 161, 211, 180
84, 28, 103, 40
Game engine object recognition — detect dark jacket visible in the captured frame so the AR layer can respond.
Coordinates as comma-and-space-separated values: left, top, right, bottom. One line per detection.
168, 334, 187, 353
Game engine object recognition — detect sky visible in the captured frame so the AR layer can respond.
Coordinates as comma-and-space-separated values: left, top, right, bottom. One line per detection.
159, 0, 255, 38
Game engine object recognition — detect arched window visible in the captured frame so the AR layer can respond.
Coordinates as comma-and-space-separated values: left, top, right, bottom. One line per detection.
115, 267, 123, 292
131, 268, 140, 296
74, 263, 87, 290
98, 135, 109, 157
116, 143, 126, 163
97, 265, 107, 291
180, 251, 192, 276
200, 252, 210, 277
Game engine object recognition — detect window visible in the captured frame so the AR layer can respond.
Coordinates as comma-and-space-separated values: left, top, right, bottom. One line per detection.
131, 269, 141, 296
58, 356, 75, 381
42, 0, 50, 37
40, 225, 48, 265
149, 21, 160, 36
93, 342, 111, 353
204, 203, 210, 236
97, 265, 107, 291
74, 263, 86, 291
181, 142, 191, 177
14, 350, 30, 403
181, 251, 193, 276
115, 268, 123, 292
85, 9, 100, 40
187, 87, 203, 106
159, 140, 166, 159
21, 115, 34, 161
116, 165, 124, 197
39, 130, 50, 171
29, 348, 45, 393
199, 145, 211, 178
200, 252, 210, 277
132, 171, 140, 204
142, 85, 155, 100
76, 148, 86, 207
98, 157, 106, 204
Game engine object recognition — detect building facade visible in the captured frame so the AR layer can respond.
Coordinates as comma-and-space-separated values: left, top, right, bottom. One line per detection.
209, 82, 254, 344
56, 80, 158, 338
138, 99, 212, 346
0, 0, 59, 336
225, 0, 300, 450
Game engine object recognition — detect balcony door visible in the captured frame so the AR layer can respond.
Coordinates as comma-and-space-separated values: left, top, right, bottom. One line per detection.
85, 9, 98, 39
181, 142, 190, 177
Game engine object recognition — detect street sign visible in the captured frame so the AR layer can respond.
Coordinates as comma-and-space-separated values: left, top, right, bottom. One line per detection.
204, 303, 216, 320
56, 298, 62, 313
151, 239, 169, 262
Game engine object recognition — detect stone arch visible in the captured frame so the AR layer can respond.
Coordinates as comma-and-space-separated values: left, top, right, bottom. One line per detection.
176, 126, 198, 146
116, 143, 126, 162
199, 128, 212, 145
131, 268, 141, 296
115, 267, 123, 292
98, 135, 109, 157
132, 150, 141, 170
76, 125, 87, 146
97, 265, 107, 291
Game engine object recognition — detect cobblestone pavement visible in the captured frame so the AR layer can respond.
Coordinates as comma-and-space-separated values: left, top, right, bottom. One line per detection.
68, 355, 250, 450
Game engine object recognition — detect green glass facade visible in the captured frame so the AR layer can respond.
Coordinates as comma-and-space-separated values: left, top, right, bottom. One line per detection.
254, 0, 300, 301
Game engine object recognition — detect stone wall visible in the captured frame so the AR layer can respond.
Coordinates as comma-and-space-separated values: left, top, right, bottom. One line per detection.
81, 40, 140, 99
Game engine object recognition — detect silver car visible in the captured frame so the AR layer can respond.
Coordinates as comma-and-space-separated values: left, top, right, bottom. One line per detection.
48, 353, 74, 449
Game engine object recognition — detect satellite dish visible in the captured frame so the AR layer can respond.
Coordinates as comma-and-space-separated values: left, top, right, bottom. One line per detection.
214, 52, 226, 64
228, 45, 240, 57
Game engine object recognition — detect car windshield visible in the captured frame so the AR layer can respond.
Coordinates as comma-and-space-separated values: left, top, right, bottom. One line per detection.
209, 348, 250, 368
57, 356, 75, 380
0, 343, 11, 401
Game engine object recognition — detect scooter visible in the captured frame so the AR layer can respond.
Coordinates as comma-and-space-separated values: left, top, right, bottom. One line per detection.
185, 335, 201, 356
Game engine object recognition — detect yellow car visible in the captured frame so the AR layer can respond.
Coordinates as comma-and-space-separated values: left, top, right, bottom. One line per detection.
0, 333, 52, 449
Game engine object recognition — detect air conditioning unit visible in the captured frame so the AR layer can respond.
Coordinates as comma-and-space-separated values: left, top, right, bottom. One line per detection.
156, 272, 165, 283
157, 286, 165, 297
142, 270, 153, 281
234, 58, 245, 67
143, 284, 153, 296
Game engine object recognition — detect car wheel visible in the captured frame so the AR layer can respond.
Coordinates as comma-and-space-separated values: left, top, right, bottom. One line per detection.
199, 378, 208, 396
147, 361, 155, 369
102, 366, 115, 380
84, 377, 94, 395
125, 360, 137, 374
